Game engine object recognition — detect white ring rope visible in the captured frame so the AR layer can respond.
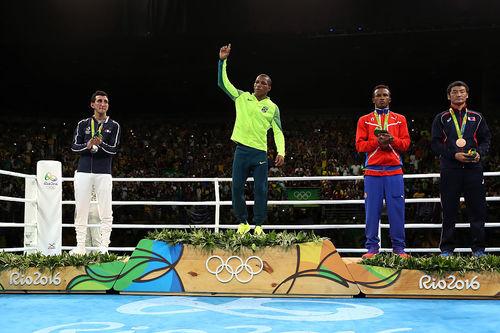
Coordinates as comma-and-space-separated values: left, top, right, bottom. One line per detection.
1, 169, 500, 253
60, 171, 500, 183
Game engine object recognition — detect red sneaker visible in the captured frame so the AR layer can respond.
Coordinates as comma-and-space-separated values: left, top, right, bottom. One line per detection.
362, 252, 379, 259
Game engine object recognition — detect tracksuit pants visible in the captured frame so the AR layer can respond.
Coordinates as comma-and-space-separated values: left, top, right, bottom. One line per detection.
439, 168, 486, 253
232, 144, 268, 226
364, 174, 406, 253
74, 171, 113, 249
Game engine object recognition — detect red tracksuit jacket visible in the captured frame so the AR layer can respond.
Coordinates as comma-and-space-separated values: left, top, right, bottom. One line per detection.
355, 111, 410, 176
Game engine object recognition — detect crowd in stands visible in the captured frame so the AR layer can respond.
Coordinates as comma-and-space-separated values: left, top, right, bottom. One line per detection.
1, 114, 499, 250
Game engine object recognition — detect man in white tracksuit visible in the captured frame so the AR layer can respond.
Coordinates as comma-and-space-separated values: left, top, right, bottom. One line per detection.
70, 90, 121, 254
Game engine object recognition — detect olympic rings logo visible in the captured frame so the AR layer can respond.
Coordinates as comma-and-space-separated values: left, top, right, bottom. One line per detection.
293, 191, 312, 200
205, 255, 263, 283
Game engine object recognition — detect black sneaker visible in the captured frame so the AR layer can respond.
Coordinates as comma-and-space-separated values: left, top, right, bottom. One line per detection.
472, 250, 486, 257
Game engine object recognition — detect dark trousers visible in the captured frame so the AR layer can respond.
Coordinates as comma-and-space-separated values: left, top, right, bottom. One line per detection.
439, 168, 486, 252
231, 144, 268, 226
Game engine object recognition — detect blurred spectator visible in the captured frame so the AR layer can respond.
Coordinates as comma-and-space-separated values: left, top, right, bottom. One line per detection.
1, 114, 499, 250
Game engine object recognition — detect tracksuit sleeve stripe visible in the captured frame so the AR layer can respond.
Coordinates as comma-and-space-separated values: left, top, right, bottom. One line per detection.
99, 121, 120, 155
71, 119, 88, 152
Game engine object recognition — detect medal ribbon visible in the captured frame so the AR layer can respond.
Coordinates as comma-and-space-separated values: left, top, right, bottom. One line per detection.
91, 119, 103, 138
449, 108, 467, 139
373, 110, 389, 131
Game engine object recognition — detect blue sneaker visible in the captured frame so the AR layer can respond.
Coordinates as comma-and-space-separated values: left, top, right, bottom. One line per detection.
440, 251, 453, 257
472, 250, 486, 257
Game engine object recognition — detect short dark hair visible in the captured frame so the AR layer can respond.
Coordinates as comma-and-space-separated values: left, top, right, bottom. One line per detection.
257, 74, 272, 86
447, 81, 469, 94
91, 90, 109, 103
373, 84, 390, 96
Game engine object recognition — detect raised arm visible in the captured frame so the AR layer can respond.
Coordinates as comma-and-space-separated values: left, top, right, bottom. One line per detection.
217, 44, 242, 100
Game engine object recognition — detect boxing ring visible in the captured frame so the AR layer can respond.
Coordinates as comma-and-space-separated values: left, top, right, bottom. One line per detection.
1, 168, 500, 254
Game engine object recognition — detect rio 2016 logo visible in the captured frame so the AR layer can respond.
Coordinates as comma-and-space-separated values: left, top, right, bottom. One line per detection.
43, 172, 58, 186
10, 271, 61, 286
419, 274, 480, 290
44, 172, 57, 182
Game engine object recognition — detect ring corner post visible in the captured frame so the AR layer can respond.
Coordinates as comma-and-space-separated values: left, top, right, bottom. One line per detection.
36, 160, 62, 255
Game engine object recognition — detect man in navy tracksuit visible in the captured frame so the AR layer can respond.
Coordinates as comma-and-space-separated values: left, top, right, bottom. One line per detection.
70, 90, 121, 254
431, 81, 491, 257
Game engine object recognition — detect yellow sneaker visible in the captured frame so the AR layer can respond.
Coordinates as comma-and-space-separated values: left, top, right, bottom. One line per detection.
237, 222, 251, 235
253, 225, 265, 236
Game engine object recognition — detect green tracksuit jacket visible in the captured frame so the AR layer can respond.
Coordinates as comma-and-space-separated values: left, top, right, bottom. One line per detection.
218, 59, 285, 156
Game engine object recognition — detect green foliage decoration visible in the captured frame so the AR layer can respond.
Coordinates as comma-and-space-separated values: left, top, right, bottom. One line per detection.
362, 253, 500, 275
0, 252, 119, 272
147, 229, 324, 253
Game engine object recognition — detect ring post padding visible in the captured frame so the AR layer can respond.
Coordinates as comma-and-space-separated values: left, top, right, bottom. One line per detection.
36, 160, 62, 255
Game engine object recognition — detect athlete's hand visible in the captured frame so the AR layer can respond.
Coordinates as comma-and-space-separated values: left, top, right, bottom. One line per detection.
275, 154, 285, 167
377, 133, 393, 150
86, 137, 100, 149
455, 152, 471, 163
377, 133, 393, 144
456, 152, 481, 163
219, 44, 231, 60
86, 139, 94, 150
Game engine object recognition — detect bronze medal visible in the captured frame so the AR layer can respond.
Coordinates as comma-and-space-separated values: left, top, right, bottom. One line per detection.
456, 138, 466, 148
449, 108, 468, 149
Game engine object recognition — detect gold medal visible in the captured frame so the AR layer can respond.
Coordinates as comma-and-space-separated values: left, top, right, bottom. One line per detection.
373, 110, 389, 132
456, 138, 466, 148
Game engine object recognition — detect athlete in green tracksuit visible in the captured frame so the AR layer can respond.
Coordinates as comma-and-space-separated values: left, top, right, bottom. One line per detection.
218, 43, 285, 235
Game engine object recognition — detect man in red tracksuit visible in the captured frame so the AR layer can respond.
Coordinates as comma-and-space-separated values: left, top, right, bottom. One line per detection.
355, 85, 411, 259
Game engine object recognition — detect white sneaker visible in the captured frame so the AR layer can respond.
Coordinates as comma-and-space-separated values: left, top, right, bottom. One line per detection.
69, 246, 86, 255
98, 246, 108, 254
